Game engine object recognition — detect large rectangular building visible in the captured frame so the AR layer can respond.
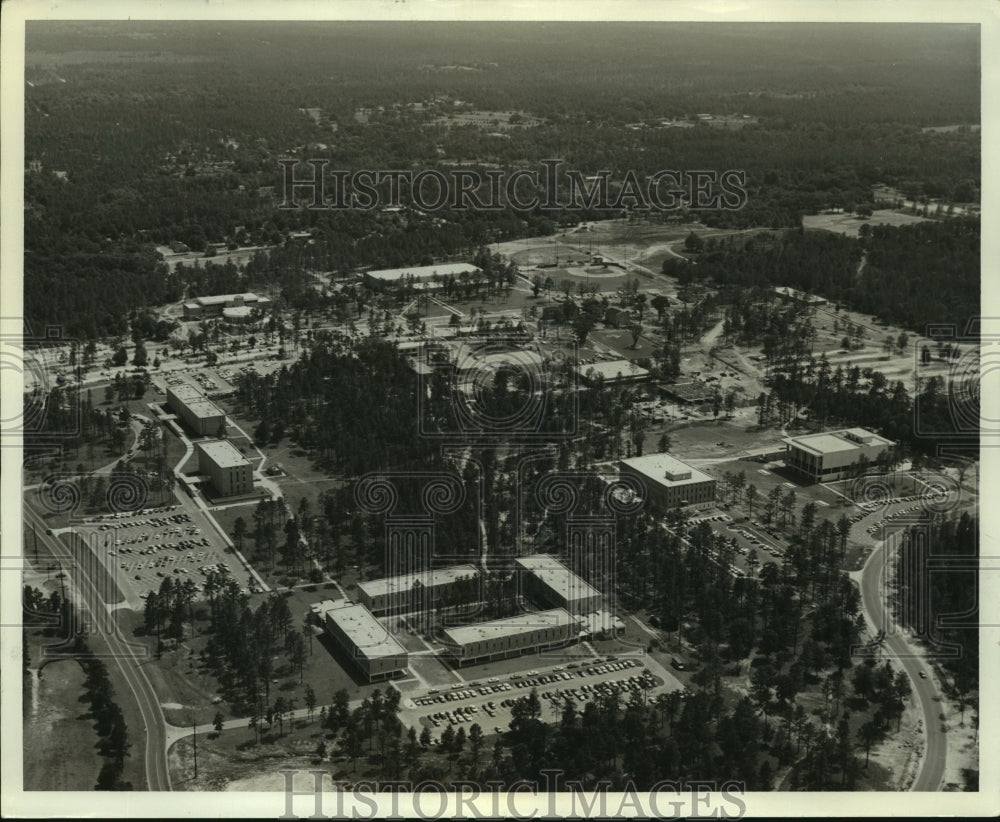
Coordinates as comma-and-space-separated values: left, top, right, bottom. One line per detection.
783, 427, 894, 483
196, 439, 254, 497
363, 262, 482, 292
619, 453, 717, 509
577, 359, 650, 386
182, 292, 271, 319
356, 564, 480, 615
515, 554, 603, 615
166, 384, 226, 436
313, 600, 408, 682
440, 608, 580, 666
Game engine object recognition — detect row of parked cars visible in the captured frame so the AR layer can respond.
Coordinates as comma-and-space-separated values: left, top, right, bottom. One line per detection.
541, 671, 658, 702
429, 702, 503, 727
412, 681, 513, 708
98, 511, 193, 531
866, 500, 929, 534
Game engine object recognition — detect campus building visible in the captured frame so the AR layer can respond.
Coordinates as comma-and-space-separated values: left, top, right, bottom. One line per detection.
576, 359, 650, 386
312, 600, 408, 683
515, 554, 603, 615
362, 262, 482, 292
773, 286, 828, 307
440, 608, 580, 666
782, 427, 894, 483
356, 565, 480, 616
166, 384, 226, 436
182, 292, 271, 320
195, 439, 254, 497
618, 453, 717, 509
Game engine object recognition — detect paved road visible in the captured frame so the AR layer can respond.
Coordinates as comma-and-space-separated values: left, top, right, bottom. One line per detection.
26, 506, 173, 791
857, 539, 946, 791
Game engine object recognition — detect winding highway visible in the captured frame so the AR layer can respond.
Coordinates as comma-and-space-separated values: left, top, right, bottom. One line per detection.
25, 505, 172, 791
857, 539, 946, 791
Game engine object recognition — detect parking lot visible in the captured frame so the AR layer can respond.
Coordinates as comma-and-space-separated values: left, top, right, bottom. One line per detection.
401, 656, 685, 739
81, 499, 259, 608
853, 494, 937, 541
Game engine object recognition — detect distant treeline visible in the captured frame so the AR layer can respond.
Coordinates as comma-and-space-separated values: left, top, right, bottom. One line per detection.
24, 22, 978, 339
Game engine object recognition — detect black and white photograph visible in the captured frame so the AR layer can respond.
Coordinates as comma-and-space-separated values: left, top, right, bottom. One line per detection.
2, 1, 996, 817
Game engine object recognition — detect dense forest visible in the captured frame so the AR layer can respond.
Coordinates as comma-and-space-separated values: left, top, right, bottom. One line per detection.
23, 22, 979, 340
894, 512, 978, 695
667, 219, 980, 334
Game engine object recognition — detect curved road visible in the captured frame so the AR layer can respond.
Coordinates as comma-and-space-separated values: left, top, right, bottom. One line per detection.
25, 505, 172, 791
857, 539, 946, 790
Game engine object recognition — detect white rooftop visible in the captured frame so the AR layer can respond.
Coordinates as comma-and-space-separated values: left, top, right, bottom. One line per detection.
168, 383, 225, 419
515, 554, 602, 604
620, 453, 714, 488
784, 428, 893, 456
357, 565, 480, 599
366, 263, 482, 283
442, 608, 577, 647
196, 439, 250, 469
319, 601, 407, 660
194, 292, 268, 306
576, 360, 650, 382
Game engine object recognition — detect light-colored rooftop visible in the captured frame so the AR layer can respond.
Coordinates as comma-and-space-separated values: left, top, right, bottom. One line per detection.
442, 608, 577, 647
357, 565, 480, 600
194, 292, 268, 306
576, 360, 650, 382
168, 384, 225, 420
196, 439, 251, 469
168, 383, 204, 401
784, 428, 893, 456
515, 554, 602, 604
366, 263, 482, 283
620, 453, 714, 488
320, 602, 407, 660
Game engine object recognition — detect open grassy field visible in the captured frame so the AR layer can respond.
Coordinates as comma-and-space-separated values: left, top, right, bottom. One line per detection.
23, 644, 101, 791
802, 208, 931, 238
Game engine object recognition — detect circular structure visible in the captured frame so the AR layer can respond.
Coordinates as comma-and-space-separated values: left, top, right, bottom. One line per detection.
222, 306, 252, 322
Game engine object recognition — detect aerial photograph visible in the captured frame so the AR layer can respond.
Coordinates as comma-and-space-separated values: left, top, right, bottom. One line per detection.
8, 10, 989, 817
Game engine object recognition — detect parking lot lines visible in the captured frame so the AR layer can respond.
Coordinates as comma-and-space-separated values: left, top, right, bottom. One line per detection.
409, 658, 679, 733
81, 501, 256, 607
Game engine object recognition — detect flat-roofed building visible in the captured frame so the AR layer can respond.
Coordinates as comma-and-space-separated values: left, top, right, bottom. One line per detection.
196, 439, 253, 497
166, 384, 226, 436
577, 359, 650, 386
619, 453, 716, 509
773, 286, 828, 306
440, 608, 580, 666
182, 292, 271, 319
783, 427, 894, 483
356, 564, 480, 615
658, 381, 714, 405
514, 554, 603, 615
363, 263, 482, 292
313, 600, 407, 682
